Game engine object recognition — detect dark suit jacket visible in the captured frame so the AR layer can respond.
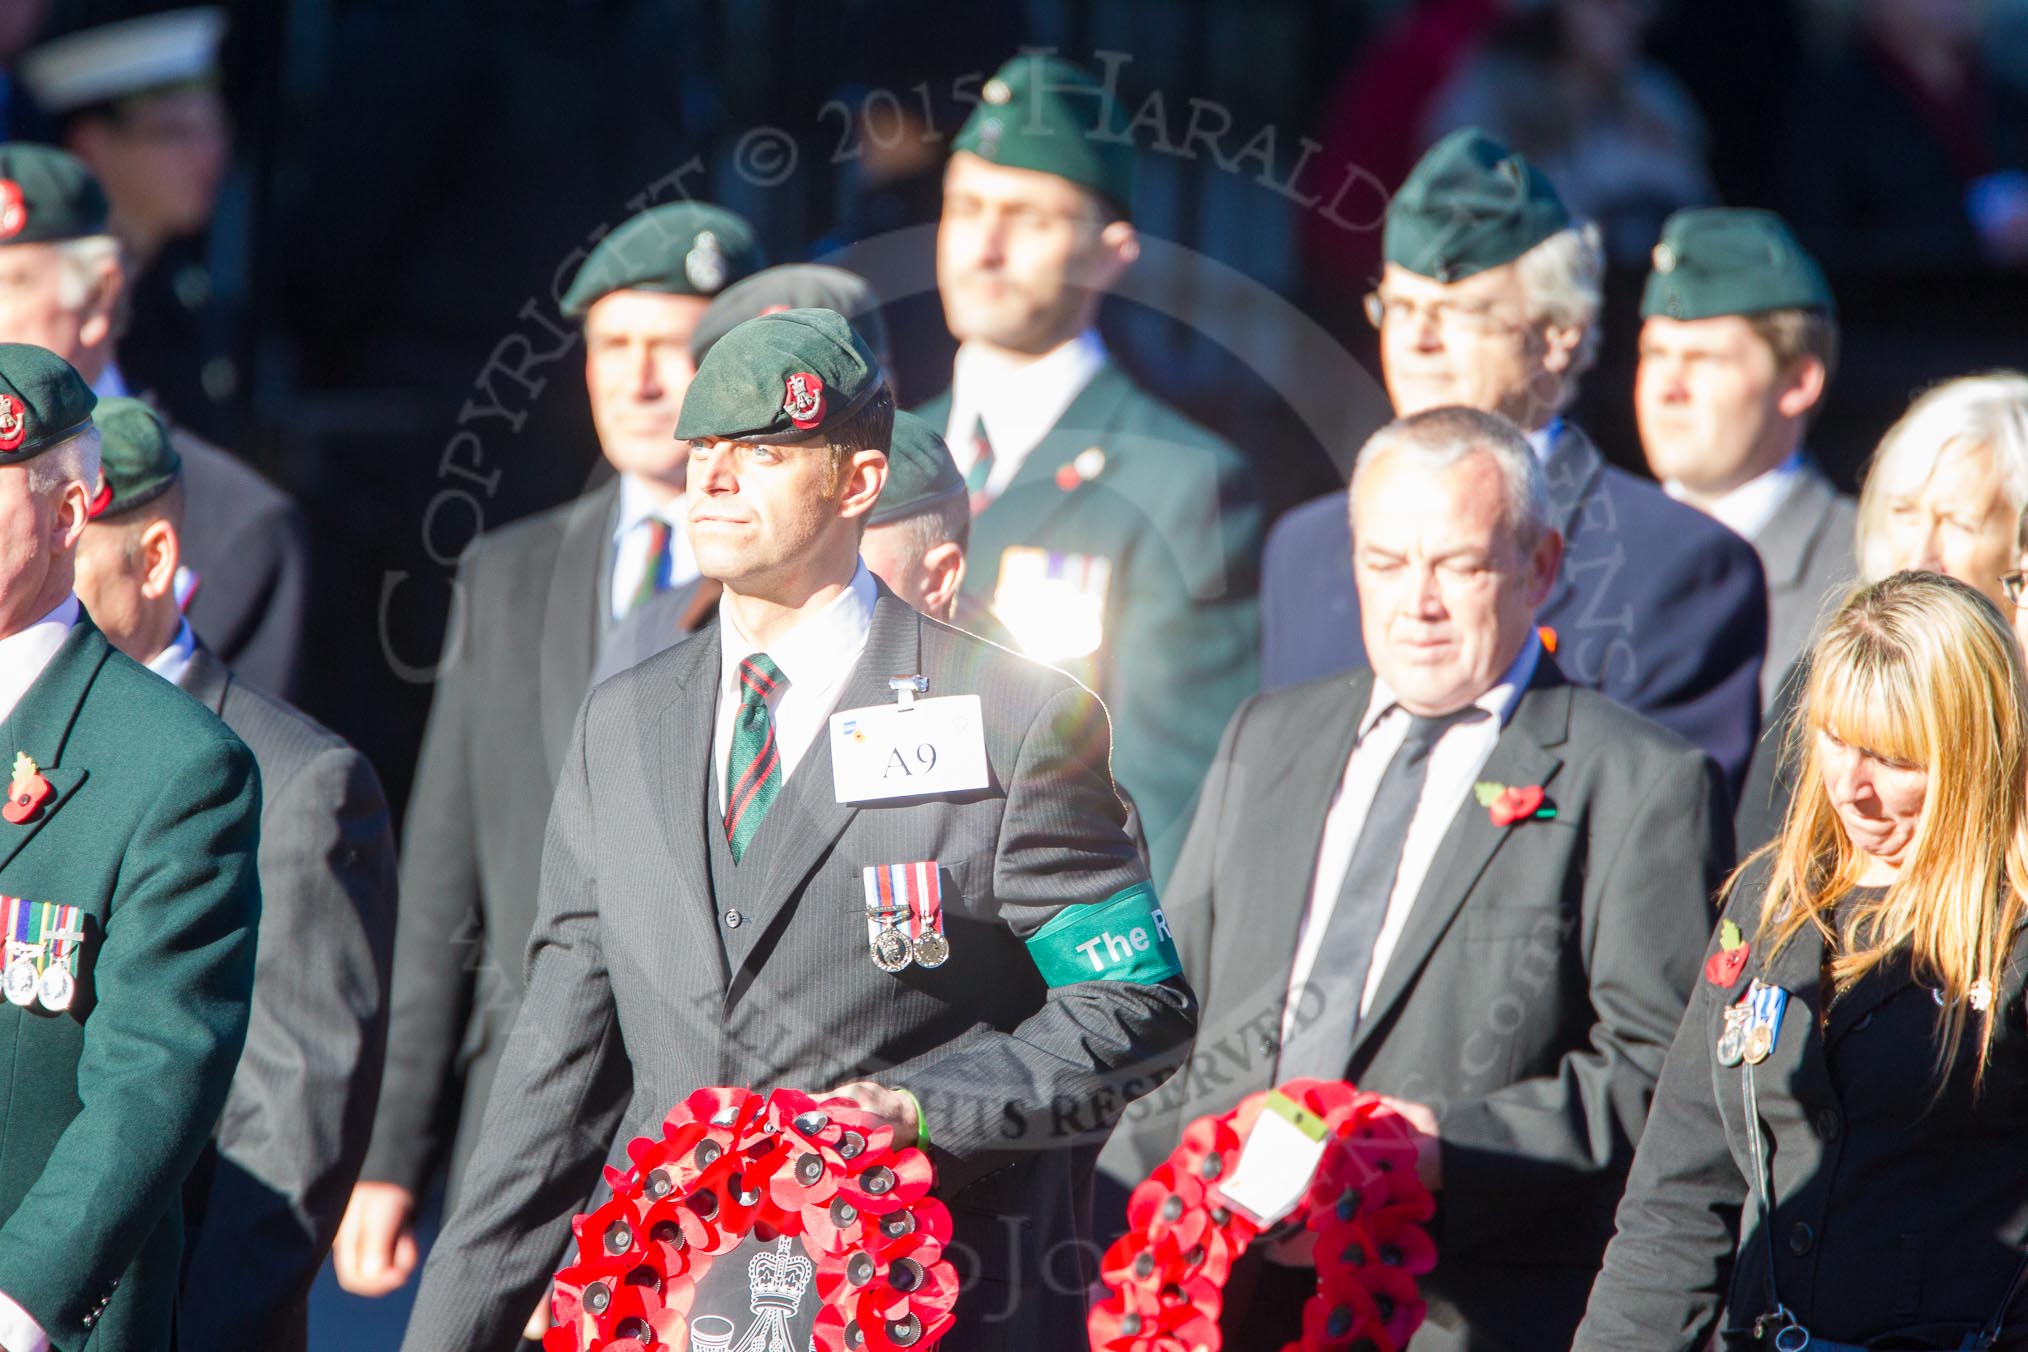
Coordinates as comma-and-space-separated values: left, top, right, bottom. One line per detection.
363, 478, 620, 1202
400, 587, 1197, 1352
1750, 463, 1855, 710
1735, 658, 1805, 860
916, 361, 1264, 881
0, 616, 260, 1352
172, 645, 396, 1352
1105, 659, 1732, 1351
1578, 858, 2028, 1349
1259, 423, 1767, 797
175, 429, 312, 701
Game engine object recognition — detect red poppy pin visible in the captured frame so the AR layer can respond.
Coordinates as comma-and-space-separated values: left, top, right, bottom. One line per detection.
1474, 780, 1554, 827
4, 752, 52, 825
783, 372, 826, 430
0, 180, 24, 240
1704, 919, 1749, 987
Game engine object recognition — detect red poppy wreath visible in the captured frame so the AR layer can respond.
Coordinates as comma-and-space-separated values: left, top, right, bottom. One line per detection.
544, 1086, 958, 1352
1090, 1079, 1436, 1352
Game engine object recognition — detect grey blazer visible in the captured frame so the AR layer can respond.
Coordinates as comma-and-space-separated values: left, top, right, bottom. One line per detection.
363, 478, 621, 1202
173, 645, 397, 1352
400, 586, 1196, 1351
1750, 463, 1857, 710
1104, 660, 1733, 1352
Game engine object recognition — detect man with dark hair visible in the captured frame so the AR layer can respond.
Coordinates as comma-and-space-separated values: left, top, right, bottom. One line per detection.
70, 397, 395, 1352
402, 308, 1194, 1350
335, 200, 765, 1300
1638, 206, 1853, 706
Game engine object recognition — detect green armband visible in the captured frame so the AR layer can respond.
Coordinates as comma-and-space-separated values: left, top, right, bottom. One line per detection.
1024, 882, 1182, 987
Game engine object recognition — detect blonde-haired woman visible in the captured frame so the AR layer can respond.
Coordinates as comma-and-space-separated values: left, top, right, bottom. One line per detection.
1578, 571, 2028, 1351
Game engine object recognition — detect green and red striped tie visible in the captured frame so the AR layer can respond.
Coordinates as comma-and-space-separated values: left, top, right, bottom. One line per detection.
724, 653, 785, 861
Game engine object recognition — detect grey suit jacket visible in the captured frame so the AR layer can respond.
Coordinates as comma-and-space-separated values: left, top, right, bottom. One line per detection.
1103, 660, 1732, 1352
363, 478, 620, 1201
590, 574, 718, 685
174, 428, 312, 701
1750, 463, 1856, 709
173, 645, 396, 1352
401, 587, 1197, 1352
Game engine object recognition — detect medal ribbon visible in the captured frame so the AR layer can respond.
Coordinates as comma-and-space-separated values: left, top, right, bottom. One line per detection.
908, 862, 942, 943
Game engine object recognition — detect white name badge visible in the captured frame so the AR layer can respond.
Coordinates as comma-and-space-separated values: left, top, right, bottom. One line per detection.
829, 695, 990, 802
1212, 1091, 1330, 1228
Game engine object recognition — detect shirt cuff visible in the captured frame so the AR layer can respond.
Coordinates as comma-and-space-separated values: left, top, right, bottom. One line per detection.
895, 1087, 931, 1151
0, 1288, 50, 1352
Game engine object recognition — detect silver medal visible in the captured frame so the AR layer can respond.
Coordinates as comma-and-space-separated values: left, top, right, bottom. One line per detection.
4, 956, 38, 1007
911, 930, 950, 969
871, 923, 913, 973
37, 964, 72, 1012
1716, 1007, 1747, 1067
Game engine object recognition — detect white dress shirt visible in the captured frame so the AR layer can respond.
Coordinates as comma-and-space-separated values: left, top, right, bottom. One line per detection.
609, 474, 698, 622
0, 597, 73, 1351
943, 329, 1108, 496
1663, 449, 1807, 543
1283, 631, 1542, 1035
712, 563, 877, 811
144, 618, 198, 688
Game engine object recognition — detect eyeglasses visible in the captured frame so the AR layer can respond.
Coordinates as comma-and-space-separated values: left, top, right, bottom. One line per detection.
1362, 289, 1527, 335
2004, 570, 2028, 606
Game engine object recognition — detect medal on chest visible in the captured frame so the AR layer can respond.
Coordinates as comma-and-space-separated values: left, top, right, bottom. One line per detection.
1742, 979, 1790, 1066
863, 862, 950, 974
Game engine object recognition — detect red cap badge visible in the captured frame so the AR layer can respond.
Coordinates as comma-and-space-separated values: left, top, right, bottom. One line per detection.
0, 181, 24, 241
0, 395, 25, 453
783, 372, 826, 430
86, 469, 112, 520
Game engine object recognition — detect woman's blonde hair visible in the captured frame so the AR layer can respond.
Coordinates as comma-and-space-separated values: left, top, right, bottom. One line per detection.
1854, 371, 2028, 582
1750, 570, 2028, 1086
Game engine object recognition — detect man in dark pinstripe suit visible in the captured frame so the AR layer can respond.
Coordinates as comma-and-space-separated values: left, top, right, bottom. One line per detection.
402, 309, 1196, 1351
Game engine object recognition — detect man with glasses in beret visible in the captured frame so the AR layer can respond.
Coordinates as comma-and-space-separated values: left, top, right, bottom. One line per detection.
402, 309, 1193, 1351
336, 201, 766, 1303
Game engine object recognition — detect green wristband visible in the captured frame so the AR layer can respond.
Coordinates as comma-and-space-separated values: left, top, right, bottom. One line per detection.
895, 1087, 930, 1151
1024, 882, 1182, 988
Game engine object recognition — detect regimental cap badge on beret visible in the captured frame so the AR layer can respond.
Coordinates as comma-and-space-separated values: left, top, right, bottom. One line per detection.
952, 52, 1134, 216
676, 308, 886, 446
0, 144, 110, 246
0, 343, 96, 466
560, 202, 766, 318
0, 182, 26, 241
1384, 127, 1573, 283
1640, 206, 1835, 322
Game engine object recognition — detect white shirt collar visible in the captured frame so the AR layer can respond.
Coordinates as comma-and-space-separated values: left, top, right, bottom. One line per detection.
91, 362, 131, 401
717, 562, 878, 696
1663, 449, 1807, 542
613, 473, 681, 539
945, 329, 1108, 489
0, 595, 80, 726
1358, 627, 1543, 742
144, 618, 199, 688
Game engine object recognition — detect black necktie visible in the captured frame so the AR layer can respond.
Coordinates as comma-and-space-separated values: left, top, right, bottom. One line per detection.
1277, 706, 1486, 1080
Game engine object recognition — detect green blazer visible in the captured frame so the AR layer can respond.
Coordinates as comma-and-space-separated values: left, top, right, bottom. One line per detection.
917, 361, 1263, 881
0, 615, 261, 1352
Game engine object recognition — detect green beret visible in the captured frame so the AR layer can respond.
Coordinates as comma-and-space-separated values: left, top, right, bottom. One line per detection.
868, 411, 964, 528
0, 343, 96, 466
952, 54, 1133, 216
1641, 208, 1834, 322
691, 264, 891, 370
676, 308, 885, 446
1384, 128, 1572, 283
89, 397, 182, 519
560, 202, 766, 319
0, 143, 110, 245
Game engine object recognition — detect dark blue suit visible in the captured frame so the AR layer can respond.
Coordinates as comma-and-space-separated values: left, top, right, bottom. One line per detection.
1260, 422, 1766, 794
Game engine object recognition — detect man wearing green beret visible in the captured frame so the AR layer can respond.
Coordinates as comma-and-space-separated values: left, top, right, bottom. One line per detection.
1638, 206, 1852, 707
595, 406, 986, 680
335, 199, 764, 1305
919, 51, 1264, 883
71, 397, 396, 1352
403, 309, 1194, 1351
0, 140, 311, 700
0, 343, 260, 1352
1262, 127, 1769, 795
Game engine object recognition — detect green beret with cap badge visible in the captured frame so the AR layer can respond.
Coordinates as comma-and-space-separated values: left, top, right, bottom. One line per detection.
560, 202, 766, 319
0, 343, 97, 466
1641, 207, 1835, 322
1384, 127, 1573, 283
89, 397, 182, 519
0, 143, 110, 246
868, 411, 964, 528
952, 53, 1134, 217
690, 264, 891, 371
675, 308, 886, 447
